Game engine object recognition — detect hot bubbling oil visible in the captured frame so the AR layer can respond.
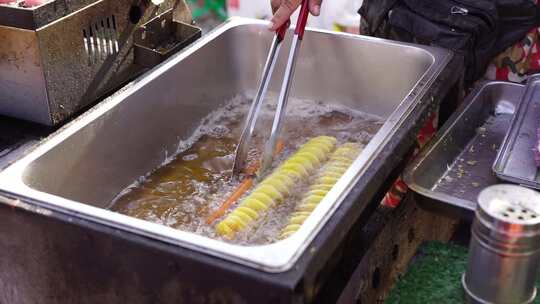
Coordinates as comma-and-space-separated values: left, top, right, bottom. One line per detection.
111, 95, 384, 244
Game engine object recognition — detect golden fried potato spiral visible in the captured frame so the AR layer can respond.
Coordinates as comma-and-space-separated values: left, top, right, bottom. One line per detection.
280, 143, 361, 239
216, 136, 337, 239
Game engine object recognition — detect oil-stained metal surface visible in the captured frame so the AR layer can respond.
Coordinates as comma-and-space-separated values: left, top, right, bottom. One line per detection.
0, 0, 193, 125
0, 27, 50, 123
0, 0, 123, 29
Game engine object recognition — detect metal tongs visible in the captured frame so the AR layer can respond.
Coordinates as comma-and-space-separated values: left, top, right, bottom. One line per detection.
232, 0, 311, 180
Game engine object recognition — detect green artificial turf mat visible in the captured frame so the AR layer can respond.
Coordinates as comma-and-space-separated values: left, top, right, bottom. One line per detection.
386, 241, 540, 304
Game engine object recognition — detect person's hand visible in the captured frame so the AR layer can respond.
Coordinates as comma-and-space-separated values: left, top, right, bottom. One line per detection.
268, 0, 322, 31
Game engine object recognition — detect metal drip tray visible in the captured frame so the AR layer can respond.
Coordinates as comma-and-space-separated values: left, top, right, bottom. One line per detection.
493, 75, 540, 189
404, 81, 524, 218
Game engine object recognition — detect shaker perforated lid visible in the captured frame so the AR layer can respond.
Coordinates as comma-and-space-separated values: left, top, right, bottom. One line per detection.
478, 184, 540, 226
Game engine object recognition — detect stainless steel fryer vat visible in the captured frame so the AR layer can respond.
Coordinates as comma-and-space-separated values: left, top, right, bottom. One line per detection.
0, 19, 452, 273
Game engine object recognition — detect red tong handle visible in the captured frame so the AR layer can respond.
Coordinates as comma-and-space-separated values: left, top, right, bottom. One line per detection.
276, 19, 291, 42
275, 0, 310, 41
295, 0, 310, 40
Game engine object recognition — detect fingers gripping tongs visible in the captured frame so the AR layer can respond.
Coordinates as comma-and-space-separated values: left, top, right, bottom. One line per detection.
232, 0, 311, 180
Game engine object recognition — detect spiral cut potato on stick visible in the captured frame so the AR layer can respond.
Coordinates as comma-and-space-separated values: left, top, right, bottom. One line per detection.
280, 143, 362, 239
215, 136, 338, 239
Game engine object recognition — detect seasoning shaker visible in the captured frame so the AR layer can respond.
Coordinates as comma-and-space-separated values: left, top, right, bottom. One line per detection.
463, 184, 540, 304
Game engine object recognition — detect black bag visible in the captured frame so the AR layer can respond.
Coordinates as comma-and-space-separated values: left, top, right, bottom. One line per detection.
359, 0, 399, 37
496, 0, 540, 52
390, 0, 498, 82
359, 0, 540, 84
